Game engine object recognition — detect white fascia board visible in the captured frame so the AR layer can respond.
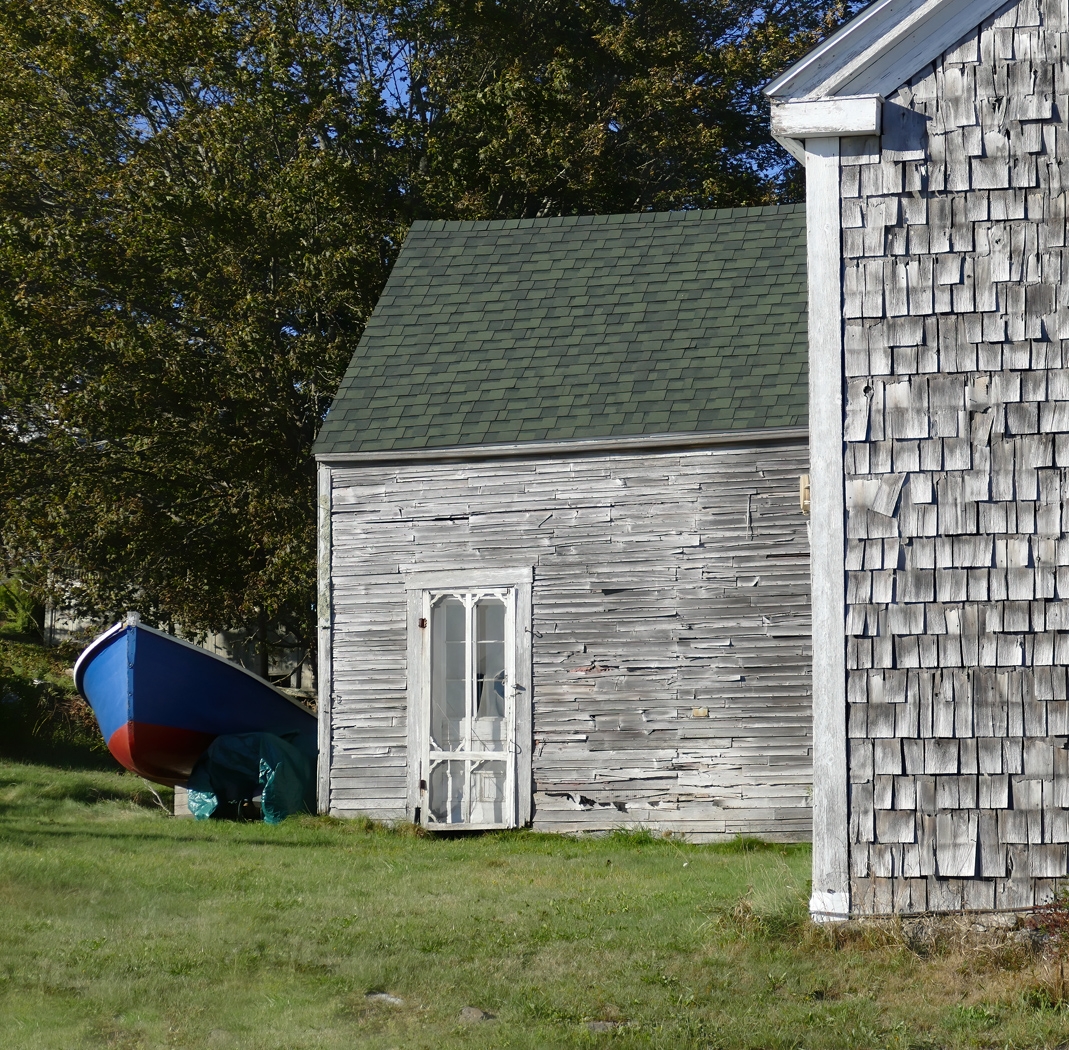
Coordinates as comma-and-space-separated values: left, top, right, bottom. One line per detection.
827, 0, 1010, 99
315, 425, 808, 465
771, 95, 881, 138
766, 0, 1008, 103
765, 0, 924, 99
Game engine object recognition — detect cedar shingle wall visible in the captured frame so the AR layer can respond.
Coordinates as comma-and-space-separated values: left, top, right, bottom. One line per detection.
842, 0, 1069, 912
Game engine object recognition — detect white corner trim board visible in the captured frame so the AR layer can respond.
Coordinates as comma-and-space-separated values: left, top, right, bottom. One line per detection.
771, 96, 882, 139
810, 890, 851, 923
805, 137, 850, 922
316, 462, 334, 815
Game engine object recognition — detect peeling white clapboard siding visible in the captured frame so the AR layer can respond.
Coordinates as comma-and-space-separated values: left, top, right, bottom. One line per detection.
326, 443, 812, 838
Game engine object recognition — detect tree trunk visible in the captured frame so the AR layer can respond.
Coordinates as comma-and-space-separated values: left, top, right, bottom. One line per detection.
256, 608, 269, 680
31, 602, 47, 645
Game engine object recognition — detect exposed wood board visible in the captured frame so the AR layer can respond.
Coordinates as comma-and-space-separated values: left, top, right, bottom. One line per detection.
326, 444, 812, 836
766, 0, 930, 98
772, 96, 882, 138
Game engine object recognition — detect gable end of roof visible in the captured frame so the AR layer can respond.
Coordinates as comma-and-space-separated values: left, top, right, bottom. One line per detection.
766, 0, 1013, 101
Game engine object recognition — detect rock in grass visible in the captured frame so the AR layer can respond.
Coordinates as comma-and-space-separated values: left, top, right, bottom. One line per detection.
459, 1006, 493, 1022
365, 991, 404, 1005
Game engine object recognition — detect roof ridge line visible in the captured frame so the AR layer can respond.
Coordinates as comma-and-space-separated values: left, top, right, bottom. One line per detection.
408, 203, 804, 235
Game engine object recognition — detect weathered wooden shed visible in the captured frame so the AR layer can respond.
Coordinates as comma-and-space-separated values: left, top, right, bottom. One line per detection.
769, 0, 1069, 916
313, 207, 814, 838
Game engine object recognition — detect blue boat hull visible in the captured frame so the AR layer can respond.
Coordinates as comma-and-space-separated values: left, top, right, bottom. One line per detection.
74, 618, 316, 786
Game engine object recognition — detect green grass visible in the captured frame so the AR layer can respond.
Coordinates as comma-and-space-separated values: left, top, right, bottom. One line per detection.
1, 763, 1069, 1048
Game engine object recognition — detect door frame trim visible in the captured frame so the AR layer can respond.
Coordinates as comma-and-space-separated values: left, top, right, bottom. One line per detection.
405, 567, 533, 828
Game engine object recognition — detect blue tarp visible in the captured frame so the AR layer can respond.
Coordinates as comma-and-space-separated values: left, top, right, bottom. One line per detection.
186, 732, 314, 823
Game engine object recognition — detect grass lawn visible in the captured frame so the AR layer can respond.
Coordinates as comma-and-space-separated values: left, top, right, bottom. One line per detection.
0, 763, 1068, 1048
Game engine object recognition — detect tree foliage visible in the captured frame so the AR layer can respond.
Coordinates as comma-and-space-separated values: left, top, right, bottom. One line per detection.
0, 0, 846, 652
411, 0, 839, 216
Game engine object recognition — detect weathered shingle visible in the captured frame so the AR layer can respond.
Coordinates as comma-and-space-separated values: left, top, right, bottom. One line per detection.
314, 205, 808, 456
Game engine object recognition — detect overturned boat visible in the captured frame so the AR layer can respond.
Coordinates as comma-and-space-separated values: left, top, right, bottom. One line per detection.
74, 613, 316, 786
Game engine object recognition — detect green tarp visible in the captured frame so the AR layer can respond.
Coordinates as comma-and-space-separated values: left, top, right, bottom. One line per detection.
186, 732, 314, 824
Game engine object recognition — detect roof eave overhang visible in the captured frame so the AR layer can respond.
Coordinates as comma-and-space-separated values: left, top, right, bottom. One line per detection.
765, 0, 921, 100
765, 0, 1013, 164
315, 425, 809, 467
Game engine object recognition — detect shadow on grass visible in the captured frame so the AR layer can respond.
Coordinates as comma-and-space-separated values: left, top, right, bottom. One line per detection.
714, 835, 787, 854
0, 823, 327, 850
0, 739, 121, 773
0, 763, 165, 819
0, 770, 149, 806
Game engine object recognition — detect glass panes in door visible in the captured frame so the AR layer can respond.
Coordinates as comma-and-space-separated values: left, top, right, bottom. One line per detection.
474, 598, 506, 750
430, 598, 466, 750
425, 590, 514, 827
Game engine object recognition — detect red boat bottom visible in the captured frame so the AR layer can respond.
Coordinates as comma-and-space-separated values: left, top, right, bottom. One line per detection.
108, 721, 216, 787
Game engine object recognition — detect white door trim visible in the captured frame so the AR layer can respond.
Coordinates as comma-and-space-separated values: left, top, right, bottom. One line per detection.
405, 568, 533, 828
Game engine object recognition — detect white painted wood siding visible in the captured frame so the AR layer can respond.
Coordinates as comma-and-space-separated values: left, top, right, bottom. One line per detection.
327, 442, 812, 840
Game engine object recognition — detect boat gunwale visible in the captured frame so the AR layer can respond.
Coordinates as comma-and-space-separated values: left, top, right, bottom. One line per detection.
73, 617, 316, 720
72, 621, 127, 700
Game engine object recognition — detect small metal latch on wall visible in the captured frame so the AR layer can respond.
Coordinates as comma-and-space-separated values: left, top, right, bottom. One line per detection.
799, 474, 811, 516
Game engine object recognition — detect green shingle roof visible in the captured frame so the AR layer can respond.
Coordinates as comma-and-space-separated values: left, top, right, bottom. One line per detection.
314, 205, 807, 457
